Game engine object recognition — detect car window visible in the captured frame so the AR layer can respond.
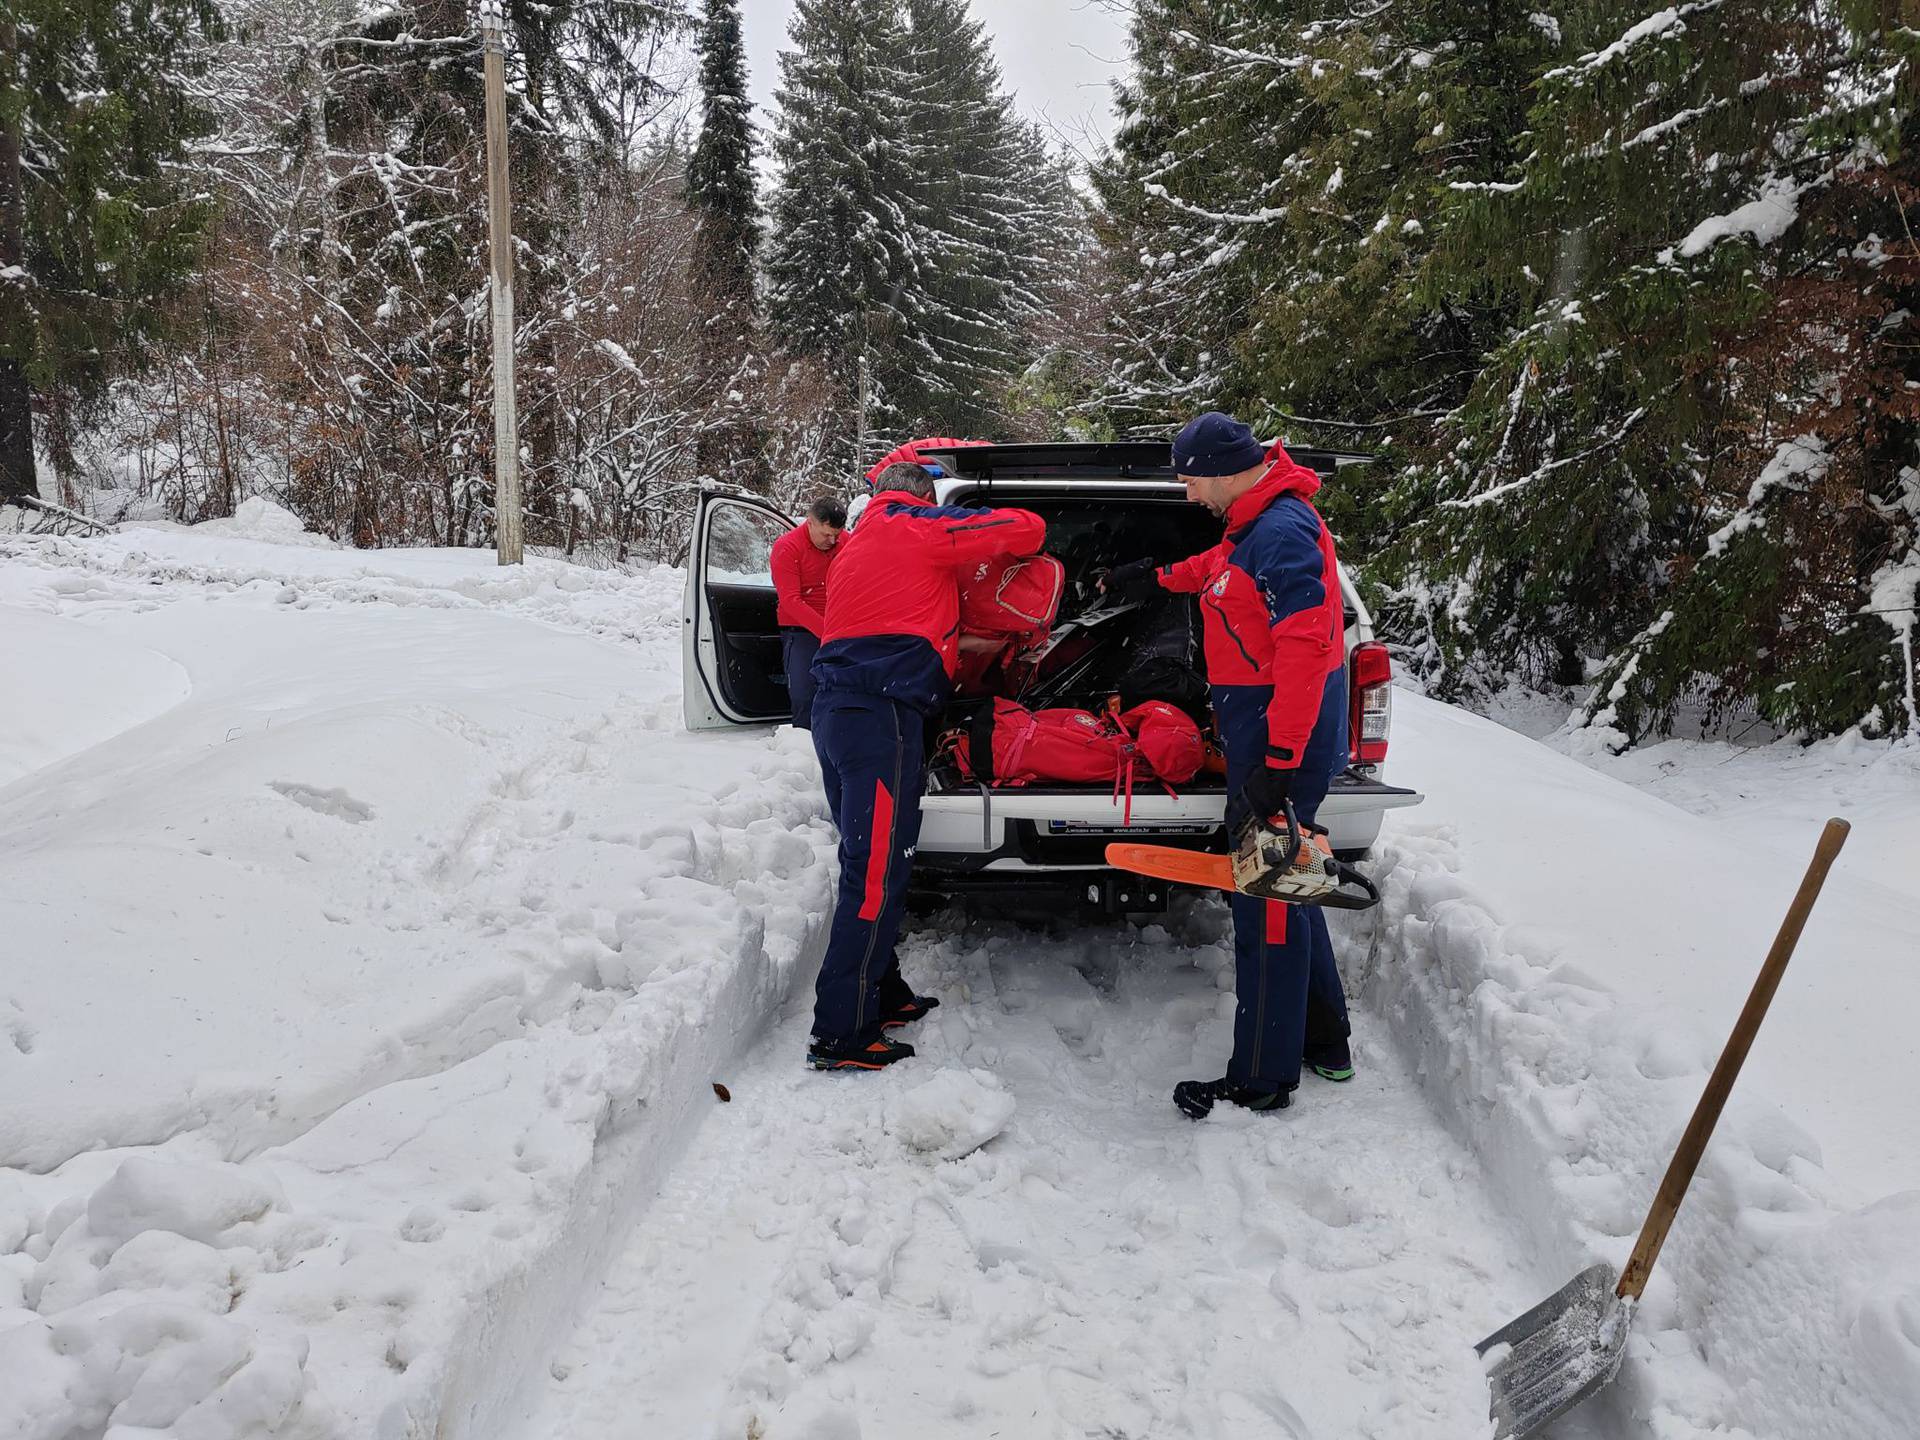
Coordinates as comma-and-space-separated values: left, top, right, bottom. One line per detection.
706, 503, 786, 587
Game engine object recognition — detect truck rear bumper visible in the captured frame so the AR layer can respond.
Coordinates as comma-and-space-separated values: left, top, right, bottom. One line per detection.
913, 772, 1422, 896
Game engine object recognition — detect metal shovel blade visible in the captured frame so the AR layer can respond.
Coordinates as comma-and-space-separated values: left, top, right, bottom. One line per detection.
1474, 1263, 1633, 1439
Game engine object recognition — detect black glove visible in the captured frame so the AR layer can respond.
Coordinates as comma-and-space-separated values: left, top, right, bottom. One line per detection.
1240, 763, 1295, 822
1098, 557, 1161, 603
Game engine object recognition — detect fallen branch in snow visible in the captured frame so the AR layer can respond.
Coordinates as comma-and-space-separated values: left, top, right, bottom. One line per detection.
0, 495, 116, 538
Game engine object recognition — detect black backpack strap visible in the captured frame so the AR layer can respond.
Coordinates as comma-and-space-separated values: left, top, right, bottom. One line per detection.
969, 700, 998, 785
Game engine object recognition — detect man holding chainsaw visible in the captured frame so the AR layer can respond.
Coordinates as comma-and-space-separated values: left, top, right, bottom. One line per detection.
1102, 413, 1353, 1118
805, 461, 1046, 1072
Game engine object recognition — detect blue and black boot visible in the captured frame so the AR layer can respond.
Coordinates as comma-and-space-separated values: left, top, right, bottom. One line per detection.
1303, 1039, 1355, 1082
808, 1030, 915, 1071
1173, 1078, 1293, 1119
878, 965, 939, 1030
883, 993, 940, 1029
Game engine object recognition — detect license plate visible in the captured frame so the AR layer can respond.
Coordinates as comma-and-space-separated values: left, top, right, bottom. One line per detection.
1046, 820, 1217, 837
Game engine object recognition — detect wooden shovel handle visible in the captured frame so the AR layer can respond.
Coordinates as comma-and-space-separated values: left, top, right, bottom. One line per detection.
1616, 817, 1849, 1301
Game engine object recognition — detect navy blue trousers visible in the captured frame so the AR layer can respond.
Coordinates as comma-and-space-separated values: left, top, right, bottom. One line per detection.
810, 692, 923, 1043
781, 627, 821, 730
1212, 669, 1352, 1092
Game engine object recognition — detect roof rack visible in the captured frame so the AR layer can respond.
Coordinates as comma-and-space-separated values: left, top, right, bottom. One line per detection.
913, 440, 1374, 481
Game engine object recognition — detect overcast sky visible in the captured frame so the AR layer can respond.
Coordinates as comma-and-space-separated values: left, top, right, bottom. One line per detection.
737, 0, 1130, 165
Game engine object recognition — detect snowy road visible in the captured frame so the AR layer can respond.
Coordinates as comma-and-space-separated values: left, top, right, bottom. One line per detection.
513, 907, 1614, 1440
8, 510, 1914, 1440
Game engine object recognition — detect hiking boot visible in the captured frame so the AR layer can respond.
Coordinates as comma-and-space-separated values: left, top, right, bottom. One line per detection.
1173, 1077, 1293, 1119
882, 993, 941, 1029
807, 1032, 916, 1072
1303, 1040, 1355, 1082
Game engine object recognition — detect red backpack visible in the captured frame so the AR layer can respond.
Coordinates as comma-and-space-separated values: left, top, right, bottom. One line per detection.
953, 699, 1121, 786
949, 698, 1205, 825
1116, 700, 1204, 784
953, 554, 1066, 695
958, 553, 1065, 640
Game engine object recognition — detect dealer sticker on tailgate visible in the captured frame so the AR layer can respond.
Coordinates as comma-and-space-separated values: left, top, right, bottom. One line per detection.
1046, 820, 1217, 836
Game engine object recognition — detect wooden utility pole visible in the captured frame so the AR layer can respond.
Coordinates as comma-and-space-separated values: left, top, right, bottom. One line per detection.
478, 0, 523, 564
0, 15, 39, 505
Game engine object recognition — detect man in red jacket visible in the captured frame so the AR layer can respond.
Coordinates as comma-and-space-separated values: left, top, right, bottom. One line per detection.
768, 497, 846, 729
1104, 413, 1353, 1116
806, 462, 1046, 1071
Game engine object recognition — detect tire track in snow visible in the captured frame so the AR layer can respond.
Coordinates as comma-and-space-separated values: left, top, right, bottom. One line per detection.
513, 905, 1631, 1440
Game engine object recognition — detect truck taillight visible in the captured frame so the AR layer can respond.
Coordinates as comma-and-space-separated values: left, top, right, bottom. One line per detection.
1349, 641, 1392, 768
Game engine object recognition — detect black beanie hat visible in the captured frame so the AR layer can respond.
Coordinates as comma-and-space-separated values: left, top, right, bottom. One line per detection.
1171, 412, 1267, 477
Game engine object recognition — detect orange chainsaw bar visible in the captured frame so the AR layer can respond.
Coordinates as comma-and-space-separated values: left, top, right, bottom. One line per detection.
1102, 843, 1237, 892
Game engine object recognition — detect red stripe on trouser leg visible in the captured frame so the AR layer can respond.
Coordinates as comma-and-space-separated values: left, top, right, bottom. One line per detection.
859, 780, 895, 921
1264, 899, 1288, 945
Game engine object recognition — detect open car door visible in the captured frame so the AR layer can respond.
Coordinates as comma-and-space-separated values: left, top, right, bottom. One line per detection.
683, 490, 798, 730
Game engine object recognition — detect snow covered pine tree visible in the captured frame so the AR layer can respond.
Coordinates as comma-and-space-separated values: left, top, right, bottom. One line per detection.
1395, 3, 1919, 743
767, 0, 1075, 462
686, 0, 771, 490
0, 0, 220, 505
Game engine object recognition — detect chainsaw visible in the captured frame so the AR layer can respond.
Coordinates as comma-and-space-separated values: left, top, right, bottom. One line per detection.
1105, 802, 1381, 911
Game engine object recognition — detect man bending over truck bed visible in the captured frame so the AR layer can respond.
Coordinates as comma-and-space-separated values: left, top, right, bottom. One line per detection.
805, 462, 1047, 1072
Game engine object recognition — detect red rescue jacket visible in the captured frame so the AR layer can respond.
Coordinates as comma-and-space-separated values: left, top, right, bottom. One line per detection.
769, 522, 835, 635
815, 490, 1046, 713
1152, 447, 1344, 766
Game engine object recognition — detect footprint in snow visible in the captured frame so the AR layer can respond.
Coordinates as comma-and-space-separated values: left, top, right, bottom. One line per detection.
270, 780, 375, 823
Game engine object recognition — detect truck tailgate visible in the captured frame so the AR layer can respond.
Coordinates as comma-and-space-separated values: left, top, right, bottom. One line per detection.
917, 773, 1422, 860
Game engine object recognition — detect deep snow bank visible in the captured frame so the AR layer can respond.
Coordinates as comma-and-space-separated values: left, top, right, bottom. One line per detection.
0, 608, 191, 788
1345, 693, 1920, 1439
1569, 725, 1920, 901
0, 513, 836, 1438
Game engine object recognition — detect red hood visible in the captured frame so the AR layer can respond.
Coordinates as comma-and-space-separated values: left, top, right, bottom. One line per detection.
1223, 444, 1322, 536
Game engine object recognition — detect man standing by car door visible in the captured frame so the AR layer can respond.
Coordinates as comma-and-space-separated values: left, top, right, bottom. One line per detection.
805, 462, 1046, 1071
769, 497, 846, 730
1104, 413, 1353, 1117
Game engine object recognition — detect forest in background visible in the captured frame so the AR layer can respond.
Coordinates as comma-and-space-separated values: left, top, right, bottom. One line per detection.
2, 0, 1917, 745
1, 0, 1081, 558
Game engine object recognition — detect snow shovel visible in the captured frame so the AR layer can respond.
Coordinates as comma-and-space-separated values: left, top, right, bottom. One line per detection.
1475, 816, 1849, 1439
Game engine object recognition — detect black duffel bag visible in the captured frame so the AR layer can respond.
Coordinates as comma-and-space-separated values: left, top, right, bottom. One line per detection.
1116, 596, 1209, 723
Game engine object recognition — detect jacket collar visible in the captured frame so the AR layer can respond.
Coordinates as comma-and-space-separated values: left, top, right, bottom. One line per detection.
1223, 445, 1321, 538
873, 489, 932, 508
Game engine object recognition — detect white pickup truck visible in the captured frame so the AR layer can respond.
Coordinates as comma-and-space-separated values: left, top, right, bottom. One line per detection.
683, 441, 1422, 914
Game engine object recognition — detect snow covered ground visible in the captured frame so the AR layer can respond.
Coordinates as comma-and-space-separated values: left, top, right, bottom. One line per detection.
512, 910, 1610, 1440
1567, 726, 1920, 900
1362, 695, 1920, 1439
2, 505, 1917, 1439
0, 509, 836, 1437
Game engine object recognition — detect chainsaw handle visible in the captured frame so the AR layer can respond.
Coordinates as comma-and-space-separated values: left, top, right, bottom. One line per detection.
1615, 817, 1849, 1302
1252, 801, 1305, 871
1320, 858, 1381, 911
